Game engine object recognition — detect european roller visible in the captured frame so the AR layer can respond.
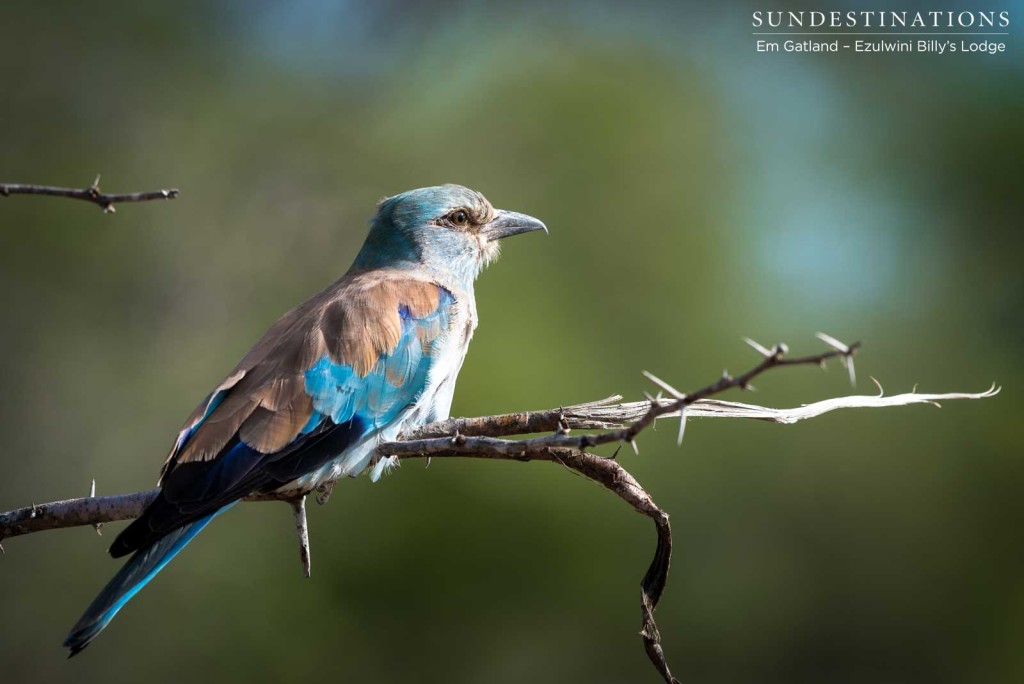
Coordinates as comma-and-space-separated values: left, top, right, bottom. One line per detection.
63, 184, 546, 654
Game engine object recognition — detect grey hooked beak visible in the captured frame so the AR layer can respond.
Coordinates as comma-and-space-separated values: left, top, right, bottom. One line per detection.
481, 209, 548, 240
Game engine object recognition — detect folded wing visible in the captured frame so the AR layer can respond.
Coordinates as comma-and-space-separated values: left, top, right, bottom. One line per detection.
110, 271, 455, 557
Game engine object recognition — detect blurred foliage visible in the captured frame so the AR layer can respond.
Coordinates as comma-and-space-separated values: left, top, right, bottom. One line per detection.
0, 2, 1020, 683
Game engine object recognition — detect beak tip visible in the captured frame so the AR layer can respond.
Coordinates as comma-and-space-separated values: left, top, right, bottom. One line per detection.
487, 210, 549, 240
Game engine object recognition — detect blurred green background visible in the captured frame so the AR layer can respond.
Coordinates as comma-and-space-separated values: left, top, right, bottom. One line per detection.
1, 2, 1020, 682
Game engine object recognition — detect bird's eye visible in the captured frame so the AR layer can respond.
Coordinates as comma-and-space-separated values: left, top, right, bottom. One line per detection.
448, 210, 469, 227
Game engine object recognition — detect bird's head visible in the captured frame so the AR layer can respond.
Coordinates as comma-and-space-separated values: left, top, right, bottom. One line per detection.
354, 184, 546, 289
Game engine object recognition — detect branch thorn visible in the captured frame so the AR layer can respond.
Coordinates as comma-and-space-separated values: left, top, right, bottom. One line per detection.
556, 412, 570, 435
815, 331, 850, 353
676, 407, 687, 446
843, 355, 857, 387
742, 336, 772, 357
289, 497, 311, 578
90, 479, 102, 536
642, 370, 684, 400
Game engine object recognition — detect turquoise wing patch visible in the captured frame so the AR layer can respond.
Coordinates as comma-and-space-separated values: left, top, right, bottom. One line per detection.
303, 288, 454, 430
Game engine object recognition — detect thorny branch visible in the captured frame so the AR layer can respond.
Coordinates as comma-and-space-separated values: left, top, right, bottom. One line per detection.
0, 176, 178, 213
289, 497, 311, 579
0, 336, 999, 683
385, 337, 864, 461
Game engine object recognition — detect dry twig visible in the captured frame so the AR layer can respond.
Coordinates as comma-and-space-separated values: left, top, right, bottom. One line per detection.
0, 176, 178, 213
289, 497, 311, 579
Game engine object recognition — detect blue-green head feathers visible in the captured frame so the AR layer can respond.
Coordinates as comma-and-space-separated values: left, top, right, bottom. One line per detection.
353, 184, 546, 290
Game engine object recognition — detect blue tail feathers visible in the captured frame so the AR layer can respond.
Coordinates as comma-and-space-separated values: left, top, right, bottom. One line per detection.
63, 505, 231, 656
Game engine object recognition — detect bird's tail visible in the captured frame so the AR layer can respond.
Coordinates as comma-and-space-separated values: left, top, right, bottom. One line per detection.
63, 506, 228, 656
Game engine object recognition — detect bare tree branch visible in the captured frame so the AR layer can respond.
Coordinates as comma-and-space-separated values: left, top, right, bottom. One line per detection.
0, 176, 178, 213
0, 381, 997, 541
0, 335, 1000, 683
358, 445, 681, 682
390, 383, 1001, 458
549, 448, 678, 684
1, 489, 158, 542
383, 339, 860, 459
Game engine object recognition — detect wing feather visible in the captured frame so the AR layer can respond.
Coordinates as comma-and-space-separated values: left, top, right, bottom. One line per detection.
118, 270, 455, 557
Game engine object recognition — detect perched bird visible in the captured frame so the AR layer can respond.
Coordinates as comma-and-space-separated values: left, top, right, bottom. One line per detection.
63, 184, 546, 655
